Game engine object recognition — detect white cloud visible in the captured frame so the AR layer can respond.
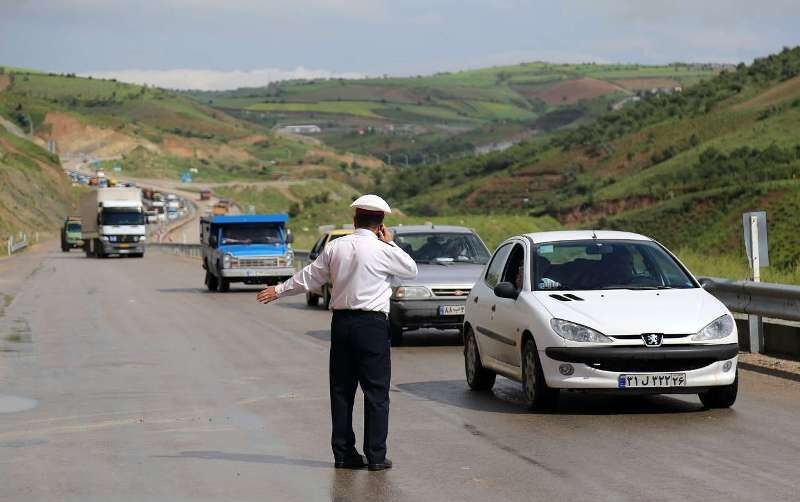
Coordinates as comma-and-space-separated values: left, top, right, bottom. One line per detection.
80, 67, 367, 91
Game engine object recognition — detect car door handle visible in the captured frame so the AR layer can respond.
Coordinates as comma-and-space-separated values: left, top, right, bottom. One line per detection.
491, 305, 496, 312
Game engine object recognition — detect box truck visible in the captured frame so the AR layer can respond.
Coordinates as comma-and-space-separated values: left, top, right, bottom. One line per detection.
80, 187, 146, 258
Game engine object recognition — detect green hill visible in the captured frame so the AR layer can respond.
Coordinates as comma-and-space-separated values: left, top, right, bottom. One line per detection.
184, 62, 717, 163
379, 47, 800, 282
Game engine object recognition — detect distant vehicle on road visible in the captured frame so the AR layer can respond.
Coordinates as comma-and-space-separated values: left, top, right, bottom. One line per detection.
200, 214, 295, 292
199, 188, 211, 201
212, 202, 229, 215
60, 216, 83, 252
79, 187, 146, 258
305, 227, 353, 308
388, 224, 491, 346
463, 231, 739, 410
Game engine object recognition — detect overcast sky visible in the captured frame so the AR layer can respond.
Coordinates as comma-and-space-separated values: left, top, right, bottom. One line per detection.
2, 0, 799, 90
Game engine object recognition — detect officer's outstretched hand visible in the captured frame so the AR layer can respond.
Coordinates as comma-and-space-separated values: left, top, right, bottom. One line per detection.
257, 286, 279, 304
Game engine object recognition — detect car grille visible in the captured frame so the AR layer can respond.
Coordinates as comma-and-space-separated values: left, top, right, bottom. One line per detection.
590, 359, 717, 373
238, 257, 279, 268
115, 235, 139, 243
431, 287, 471, 298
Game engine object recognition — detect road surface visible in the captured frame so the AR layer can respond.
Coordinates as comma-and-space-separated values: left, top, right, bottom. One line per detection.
1, 247, 799, 501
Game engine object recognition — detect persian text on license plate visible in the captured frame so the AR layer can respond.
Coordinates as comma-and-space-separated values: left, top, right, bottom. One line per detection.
618, 373, 686, 389
439, 305, 465, 316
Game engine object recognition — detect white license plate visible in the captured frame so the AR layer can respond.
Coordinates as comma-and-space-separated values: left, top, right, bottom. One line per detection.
618, 373, 686, 389
439, 305, 465, 316
246, 270, 270, 277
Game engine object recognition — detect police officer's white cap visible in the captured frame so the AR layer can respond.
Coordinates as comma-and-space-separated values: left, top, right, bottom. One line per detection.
351, 194, 392, 214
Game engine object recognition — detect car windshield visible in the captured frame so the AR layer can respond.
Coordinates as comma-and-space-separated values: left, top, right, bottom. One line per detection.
221, 224, 283, 245
533, 239, 696, 291
394, 232, 490, 264
66, 223, 81, 232
101, 210, 144, 226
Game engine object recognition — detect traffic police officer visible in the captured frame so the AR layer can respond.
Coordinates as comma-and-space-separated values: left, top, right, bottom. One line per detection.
256, 194, 417, 471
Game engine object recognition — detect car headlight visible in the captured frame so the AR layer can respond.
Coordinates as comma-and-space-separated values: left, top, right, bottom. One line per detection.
392, 286, 432, 300
285, 250, 294, 266
223, 253, 232, 268
550, 318, 612, 343
139, 235, 146, 242
692, 315, 734, 341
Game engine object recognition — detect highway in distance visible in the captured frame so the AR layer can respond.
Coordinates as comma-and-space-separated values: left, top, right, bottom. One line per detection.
1, 246, 799, 501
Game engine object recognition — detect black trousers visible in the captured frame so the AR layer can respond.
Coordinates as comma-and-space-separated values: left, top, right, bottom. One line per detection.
330, 310, 391, 464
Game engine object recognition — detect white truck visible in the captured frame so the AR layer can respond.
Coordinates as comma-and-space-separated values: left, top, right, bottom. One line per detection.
80, 187, 147, 258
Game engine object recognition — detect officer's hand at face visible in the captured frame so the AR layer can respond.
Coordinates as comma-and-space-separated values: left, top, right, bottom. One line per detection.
256, 286, 279, 304
376, 224, 393, 244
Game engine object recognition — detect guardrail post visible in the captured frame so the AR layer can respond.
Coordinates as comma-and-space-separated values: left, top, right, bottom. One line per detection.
6, 236, 11, 256
749, 215, 764, 353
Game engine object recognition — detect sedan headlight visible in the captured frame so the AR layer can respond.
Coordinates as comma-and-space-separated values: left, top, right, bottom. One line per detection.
550, 318, 612, 343
692, 314, 734, 341
139, 235, 146, 242
392, 286, 432, 300
222, 253, 233, 268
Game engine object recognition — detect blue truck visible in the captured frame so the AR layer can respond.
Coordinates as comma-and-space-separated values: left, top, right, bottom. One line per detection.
200, 214, 295, 292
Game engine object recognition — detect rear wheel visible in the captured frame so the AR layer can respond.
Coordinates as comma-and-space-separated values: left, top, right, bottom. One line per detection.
464, 326, 496, 391
205, 271, 219, 292
306, 292, 320, 307
699, 371, 738, 409
521, 337, 559, 411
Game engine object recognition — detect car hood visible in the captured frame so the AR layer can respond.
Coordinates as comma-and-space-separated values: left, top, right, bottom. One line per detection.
218, 243, 289, 256
533, 288, 728, 335
401, 263, 485, 287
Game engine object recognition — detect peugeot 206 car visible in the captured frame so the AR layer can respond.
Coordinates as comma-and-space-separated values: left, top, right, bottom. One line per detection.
463, 230, 739, 410
389, 225, 491, 346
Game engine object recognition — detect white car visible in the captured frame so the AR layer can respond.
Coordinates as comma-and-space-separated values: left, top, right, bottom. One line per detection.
463, 231, 739, 410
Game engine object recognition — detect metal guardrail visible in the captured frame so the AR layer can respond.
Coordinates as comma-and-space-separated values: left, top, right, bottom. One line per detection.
698, 276, 800, 323
6, 233, 28, 256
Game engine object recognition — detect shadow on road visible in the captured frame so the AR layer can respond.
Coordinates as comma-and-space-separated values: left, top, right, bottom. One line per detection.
303, 329, 463, 347
156, 450, 331, 468
396, 379, 706, 415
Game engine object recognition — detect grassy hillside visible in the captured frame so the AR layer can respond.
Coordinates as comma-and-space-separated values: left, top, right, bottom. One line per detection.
380, 47, 800, 282
184, 62, 717, 163
0, 127, 80, 240
0, 68, 376, 186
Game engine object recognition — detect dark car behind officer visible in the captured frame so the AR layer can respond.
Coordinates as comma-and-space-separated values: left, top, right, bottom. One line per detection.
256, 194, 417, 471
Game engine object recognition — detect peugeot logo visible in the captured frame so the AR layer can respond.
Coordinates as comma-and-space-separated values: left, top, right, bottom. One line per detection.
453, 290, 467, 296
642, 333, 664, 347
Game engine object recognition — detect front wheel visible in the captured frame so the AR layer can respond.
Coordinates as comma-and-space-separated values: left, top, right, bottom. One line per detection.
521, 338, 559, 411
321, 285, 332, 309
390, 319, 404, 347
699, 371, 738, 409
306, 292, 320, 307
205, 271, 219, 292
464, 326, 496, 390
217, 277, 230, 293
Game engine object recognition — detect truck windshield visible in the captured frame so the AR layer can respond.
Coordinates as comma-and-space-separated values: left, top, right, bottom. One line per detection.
221, 224, 283, 245
394, 232, 491, 264
533, 240, 697, 291
66, 223, 81, 232
101, 210, 144, 226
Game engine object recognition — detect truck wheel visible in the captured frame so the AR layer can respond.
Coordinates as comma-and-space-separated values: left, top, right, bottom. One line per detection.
217, 277, 230, 293
464, 326, 496, 391
62, 244, 69, 252
521, 337, 559, 411
131, 253, 144, 258
699, 371, 738, 409
306, 292, 320, 307
205, 271, 219, 292
390, 319, 404, 347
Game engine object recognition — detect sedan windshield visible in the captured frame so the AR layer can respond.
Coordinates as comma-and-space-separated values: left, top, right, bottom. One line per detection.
222, 224, 282, 245
394, 232, 490, 264
534, 240, 696, 291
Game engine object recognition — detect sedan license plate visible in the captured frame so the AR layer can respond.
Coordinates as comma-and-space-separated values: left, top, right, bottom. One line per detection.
246, 270, 269, 277
618, 373, 686, 389
439, 305, 465, 316
118, 243, 130, 248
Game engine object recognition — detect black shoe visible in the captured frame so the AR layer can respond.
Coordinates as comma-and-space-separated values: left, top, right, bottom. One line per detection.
368, 458, 392, 471
334, 452, 367, 469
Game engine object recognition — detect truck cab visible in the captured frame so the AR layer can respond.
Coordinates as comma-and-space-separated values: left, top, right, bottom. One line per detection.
200, 214, 295, 292
80, 187, 147, 258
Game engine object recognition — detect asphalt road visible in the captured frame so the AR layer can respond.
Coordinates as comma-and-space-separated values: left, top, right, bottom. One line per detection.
1, 247, 799, 501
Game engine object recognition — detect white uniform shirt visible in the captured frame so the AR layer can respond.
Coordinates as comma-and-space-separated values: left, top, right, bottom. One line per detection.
275, 228, 418, 313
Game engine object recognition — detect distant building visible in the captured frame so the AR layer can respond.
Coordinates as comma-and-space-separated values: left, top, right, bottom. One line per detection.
279, 125, 321, 134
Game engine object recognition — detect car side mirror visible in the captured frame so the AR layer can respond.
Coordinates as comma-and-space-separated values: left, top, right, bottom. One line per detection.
494, 282, 519, 300
286, 230, 294, 244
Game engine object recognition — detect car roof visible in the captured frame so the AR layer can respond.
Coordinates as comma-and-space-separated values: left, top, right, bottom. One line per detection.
326, 229, 354, 236
203, 214, 288, 224
391, 224, 475, 234
522, 230, 653, 244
